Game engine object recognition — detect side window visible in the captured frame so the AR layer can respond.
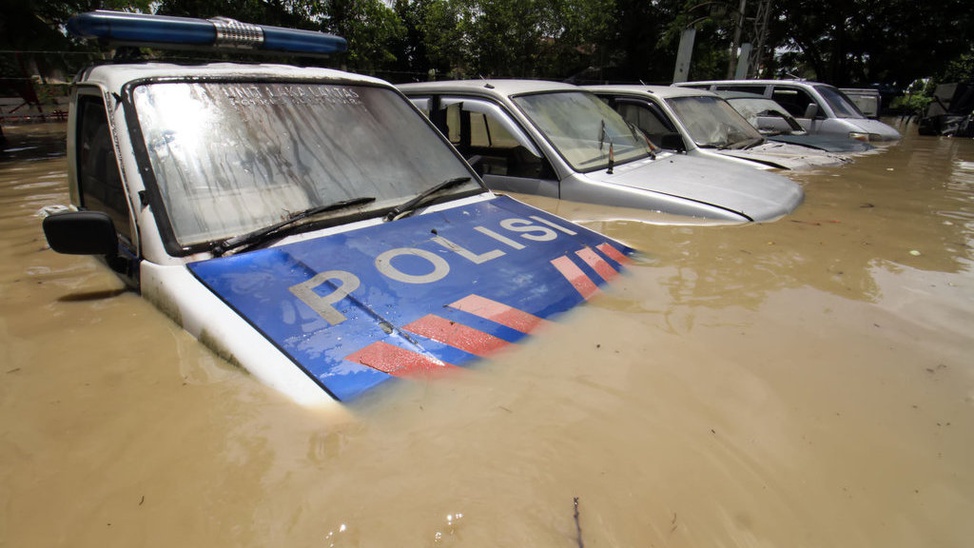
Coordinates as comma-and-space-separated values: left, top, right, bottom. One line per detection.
437, 99, 546, 179
468, 110, 520, 148
615, 101, 675, 146
772, 87, 818, 118
76, 95, 132, 241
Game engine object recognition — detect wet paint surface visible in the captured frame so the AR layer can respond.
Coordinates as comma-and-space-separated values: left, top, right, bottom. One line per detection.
189, 196, 630, 400
1, 122, 973, 547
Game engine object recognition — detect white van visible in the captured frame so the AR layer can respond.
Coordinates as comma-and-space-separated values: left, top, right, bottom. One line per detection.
400, 80, 804, 222
675, 80, 900, 142
43, 11, 635, 407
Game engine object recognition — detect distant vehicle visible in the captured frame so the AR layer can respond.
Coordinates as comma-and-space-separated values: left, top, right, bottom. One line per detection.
399, 80, 803, 222
716, 91, 875, 153
919, 83, 974, 138
41, 11, 634, 407
586, 84, 850, 169
675, 79, 901, 142
839, 88, 882, 118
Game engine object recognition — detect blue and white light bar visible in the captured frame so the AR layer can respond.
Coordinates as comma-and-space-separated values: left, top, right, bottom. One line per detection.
67, 11, 347, 57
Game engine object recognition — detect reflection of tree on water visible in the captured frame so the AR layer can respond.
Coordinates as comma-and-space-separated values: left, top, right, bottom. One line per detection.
0, 122, 67, 161
532, 130, 974, 311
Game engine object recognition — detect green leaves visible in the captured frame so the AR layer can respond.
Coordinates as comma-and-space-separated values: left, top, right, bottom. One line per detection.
5, 0, 972, 87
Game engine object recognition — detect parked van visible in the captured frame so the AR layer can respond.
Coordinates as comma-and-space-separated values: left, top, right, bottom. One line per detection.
399, 80, 803, 223
42, 11, 635, 406
675, 80, 900, 142
586, 84, 851, 170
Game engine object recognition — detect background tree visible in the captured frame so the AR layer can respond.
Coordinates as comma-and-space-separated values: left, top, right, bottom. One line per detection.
3, 0, 973, 94
322, 0, 406, 74
391, 0, 467, 80
768, 0, 974, 86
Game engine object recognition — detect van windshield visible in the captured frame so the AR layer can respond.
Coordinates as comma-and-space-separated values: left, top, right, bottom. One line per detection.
666, 95, 764, 149
132, 82, 478, 247
815, 85, 866, 119
512, 91, 653, 172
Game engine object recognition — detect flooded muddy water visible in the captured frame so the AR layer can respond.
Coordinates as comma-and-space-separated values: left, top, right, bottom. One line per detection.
2, 122, 972, 547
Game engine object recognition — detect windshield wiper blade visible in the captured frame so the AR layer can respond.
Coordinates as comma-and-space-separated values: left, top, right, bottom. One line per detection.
722, 137, 764, 150
213, 196, 376, 256
625, 121, 657, 159
384, 177, 471, 222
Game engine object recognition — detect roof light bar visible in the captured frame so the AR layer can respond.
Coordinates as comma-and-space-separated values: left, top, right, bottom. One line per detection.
67, 10, 347, 57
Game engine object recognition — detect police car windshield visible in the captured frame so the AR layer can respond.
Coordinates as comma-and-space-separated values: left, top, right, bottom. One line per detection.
512, 91, 652, 172
132, 82, 479, 247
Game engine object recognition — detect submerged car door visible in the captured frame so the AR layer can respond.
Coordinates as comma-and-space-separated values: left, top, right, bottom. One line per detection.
422, 96, 559, 198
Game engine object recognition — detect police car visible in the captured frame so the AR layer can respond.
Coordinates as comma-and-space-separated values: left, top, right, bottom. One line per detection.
42, 11, 633, 408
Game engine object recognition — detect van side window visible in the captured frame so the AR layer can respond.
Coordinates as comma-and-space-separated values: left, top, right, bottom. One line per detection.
772, 87, 818, 119
76, 95, 132, 241
437, 100, 546, 179
615, 101, 675, 147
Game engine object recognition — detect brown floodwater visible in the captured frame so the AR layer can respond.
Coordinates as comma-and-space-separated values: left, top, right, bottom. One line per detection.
1, 121, 972, 547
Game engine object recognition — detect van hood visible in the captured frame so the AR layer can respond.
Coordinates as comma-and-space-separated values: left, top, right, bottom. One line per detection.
586, 153, 804, 221
715, 141, 849, 170
188, 196, 632, 401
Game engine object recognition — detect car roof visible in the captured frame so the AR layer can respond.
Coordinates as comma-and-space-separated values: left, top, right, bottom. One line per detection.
714, 90, 770, 100
677, 79, 828, 89
397, 79, 579, 98
583, 84, 719, 99
77, 61, 387, 91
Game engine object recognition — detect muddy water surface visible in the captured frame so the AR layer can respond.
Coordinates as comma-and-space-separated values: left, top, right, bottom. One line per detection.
1, 122, 972, 547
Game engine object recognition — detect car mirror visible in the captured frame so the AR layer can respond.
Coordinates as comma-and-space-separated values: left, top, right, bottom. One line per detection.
803, 103, 820, 119
43, 210, 119, 256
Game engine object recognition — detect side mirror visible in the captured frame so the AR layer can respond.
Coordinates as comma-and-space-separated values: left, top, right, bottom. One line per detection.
43, 210, 118, 256
803, 103, 820, 119
659, 133, 687, 152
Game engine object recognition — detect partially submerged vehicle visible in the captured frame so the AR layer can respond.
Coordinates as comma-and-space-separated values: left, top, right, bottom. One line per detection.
676, 79, 901, 142
399, 80, 803, 222
586, 84, 850, 170
42, 11, 633, 408
716, 91, 875, 153
918, 83, 974, 138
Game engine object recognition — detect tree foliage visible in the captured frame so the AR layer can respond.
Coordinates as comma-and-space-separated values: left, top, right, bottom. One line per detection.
3, 0, 973, 89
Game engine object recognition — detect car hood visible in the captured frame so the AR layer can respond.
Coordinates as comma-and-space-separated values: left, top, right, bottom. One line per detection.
585, 153, 804, 221
714, 141, 849, 170
188, 195, 632, 401
768, 133, 875, 153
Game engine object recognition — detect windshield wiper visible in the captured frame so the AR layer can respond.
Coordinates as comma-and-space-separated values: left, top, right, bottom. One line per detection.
723, 136, 765, 150
384, 176, 471, 222
212, 196, 376, 256
625, 121, 657, 160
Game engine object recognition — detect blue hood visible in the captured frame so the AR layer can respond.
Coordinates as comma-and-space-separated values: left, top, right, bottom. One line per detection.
189, 196, 632, 401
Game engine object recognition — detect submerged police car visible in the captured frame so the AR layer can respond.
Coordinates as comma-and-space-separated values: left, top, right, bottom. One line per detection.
43, 11, 633, 408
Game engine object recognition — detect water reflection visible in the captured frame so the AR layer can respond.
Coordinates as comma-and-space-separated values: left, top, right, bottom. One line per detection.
520, 132, 974, 313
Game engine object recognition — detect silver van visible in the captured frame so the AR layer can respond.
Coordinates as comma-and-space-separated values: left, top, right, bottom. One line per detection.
586, 84, 851, 170
399, 80, 803, 222
675, 80, 900, 142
